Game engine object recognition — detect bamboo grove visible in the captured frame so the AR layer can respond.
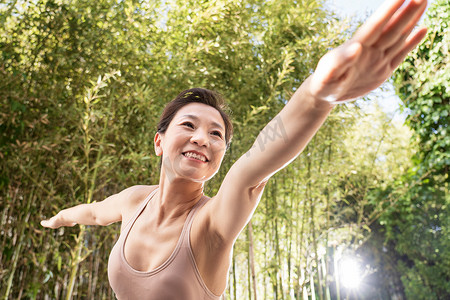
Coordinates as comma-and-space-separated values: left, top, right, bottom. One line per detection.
1, 0, 448, 299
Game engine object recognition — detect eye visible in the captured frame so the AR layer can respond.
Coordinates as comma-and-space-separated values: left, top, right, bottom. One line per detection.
182, 122, 194, 129
212, 131, 223, 138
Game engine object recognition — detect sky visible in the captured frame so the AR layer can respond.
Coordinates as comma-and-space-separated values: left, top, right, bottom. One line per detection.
326, 0, 385, 19
324, 0, 434, 124
327, 0, 435, 20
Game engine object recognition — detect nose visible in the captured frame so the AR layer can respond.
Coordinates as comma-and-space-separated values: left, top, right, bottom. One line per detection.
190, 129, 209, 147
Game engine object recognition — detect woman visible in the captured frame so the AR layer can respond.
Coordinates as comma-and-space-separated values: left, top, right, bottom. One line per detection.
41, 0, 428, 298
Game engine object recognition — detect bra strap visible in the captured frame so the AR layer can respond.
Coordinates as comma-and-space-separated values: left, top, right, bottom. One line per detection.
181, 195, 209, 242
122, 187, 159, 231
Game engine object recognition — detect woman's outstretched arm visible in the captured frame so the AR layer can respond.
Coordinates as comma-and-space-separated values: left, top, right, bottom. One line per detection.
41, 194, 125, 229
236, 0, 428, 188
205, 0, 428, 243
40, 185, 152, 229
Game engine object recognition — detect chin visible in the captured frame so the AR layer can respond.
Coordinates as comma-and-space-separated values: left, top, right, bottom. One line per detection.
162, 156, 220, 183
164, 167, 206, 184
177, 168, 220, 184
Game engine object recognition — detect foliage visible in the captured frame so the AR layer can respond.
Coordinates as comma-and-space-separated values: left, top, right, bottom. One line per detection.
379, 0, 450, 297
0, 0, 439, 299
394, 0, 449, 178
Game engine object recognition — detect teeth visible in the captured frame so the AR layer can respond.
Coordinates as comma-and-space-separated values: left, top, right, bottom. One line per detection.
184, 152, 206, 162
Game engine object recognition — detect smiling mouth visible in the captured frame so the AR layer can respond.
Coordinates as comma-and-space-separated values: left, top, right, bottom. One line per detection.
182, 152, 208, 162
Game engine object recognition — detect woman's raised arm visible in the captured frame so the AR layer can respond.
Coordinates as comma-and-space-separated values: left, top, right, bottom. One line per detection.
237, 0, 428, 187
205, 0, 428, 244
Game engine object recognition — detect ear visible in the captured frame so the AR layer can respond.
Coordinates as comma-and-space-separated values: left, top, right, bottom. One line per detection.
154, 132, 163, 156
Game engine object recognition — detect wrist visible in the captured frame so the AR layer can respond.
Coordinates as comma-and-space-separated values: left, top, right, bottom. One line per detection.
304, 75, 359, 106
301, 76, 337, 111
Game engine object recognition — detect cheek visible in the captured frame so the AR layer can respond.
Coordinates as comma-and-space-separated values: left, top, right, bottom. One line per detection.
211, 137, 225, 149
211, 145, 226, 164
211, 136, 226, 148
164, 132, 188, 151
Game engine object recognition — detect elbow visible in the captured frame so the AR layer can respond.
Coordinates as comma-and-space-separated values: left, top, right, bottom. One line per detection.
94, 215, 111, 226
247, 179, 269, 198
94, 217, 105, 226
90, 206, 106, 226
91, 213, 101, 226
251, 178, 269, 191
92, 211, 120, 226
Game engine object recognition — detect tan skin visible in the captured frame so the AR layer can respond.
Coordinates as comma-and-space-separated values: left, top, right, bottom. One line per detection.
41, 0, 428, 296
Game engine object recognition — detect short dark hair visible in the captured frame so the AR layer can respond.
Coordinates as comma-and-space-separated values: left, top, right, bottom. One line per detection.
157, 88, 233, 149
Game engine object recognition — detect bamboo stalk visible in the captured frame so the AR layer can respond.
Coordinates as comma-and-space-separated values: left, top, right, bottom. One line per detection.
333, 247, 341, 300
232, 253, 237, 300
311, 272, 316, 300
248, 221, 257, 300
64, 73, 117, 299
264, 216, 268, 300
66, 226, 86, 300
17, 267, 25, 299
287, 206, 292, 296
3, 189, 33, 300
272, 180, 280, 300
298, 185, 307, 297
0, 190, 13, 264
325, 128, 333, 300
247, 233, 252, 300
4, 231, 23, 299
308, 154, 324, 300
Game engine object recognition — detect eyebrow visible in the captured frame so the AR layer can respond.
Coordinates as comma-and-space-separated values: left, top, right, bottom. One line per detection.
180, 114, 225, 131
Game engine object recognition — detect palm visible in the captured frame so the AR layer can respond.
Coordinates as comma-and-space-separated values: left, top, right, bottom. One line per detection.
310, 0, 428, 103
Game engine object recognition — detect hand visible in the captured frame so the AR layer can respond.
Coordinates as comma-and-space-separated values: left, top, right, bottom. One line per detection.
309, 0, 428, 103
41, 214, 76, 229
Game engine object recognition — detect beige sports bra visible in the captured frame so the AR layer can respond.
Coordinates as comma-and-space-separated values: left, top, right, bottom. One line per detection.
107, 188, 222, 299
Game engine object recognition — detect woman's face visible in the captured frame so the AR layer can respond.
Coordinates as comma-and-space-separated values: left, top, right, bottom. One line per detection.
155, 102, 227, 183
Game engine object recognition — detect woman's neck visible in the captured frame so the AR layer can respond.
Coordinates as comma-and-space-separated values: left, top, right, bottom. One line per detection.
152, 168, 205, 226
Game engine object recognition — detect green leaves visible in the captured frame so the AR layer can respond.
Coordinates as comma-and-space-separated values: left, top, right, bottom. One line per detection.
379, 0, 450, 297
2, 0, 441, 298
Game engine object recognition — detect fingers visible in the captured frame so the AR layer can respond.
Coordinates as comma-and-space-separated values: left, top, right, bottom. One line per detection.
41, 218, 77, 228
390, 26, 427, 68
353, 0, 406, 45
41, 217, 59, 229
373, 0, 427, 50
353, 0, 428, 47
40, 219, 53, 228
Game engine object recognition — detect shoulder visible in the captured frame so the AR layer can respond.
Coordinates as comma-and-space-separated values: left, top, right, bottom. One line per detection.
118, 184, 158, 202
118, 185, 158, 218
194, 177, 268, 245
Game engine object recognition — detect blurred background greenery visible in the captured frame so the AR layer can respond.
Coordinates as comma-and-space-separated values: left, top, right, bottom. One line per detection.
1, 0, 448, 299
